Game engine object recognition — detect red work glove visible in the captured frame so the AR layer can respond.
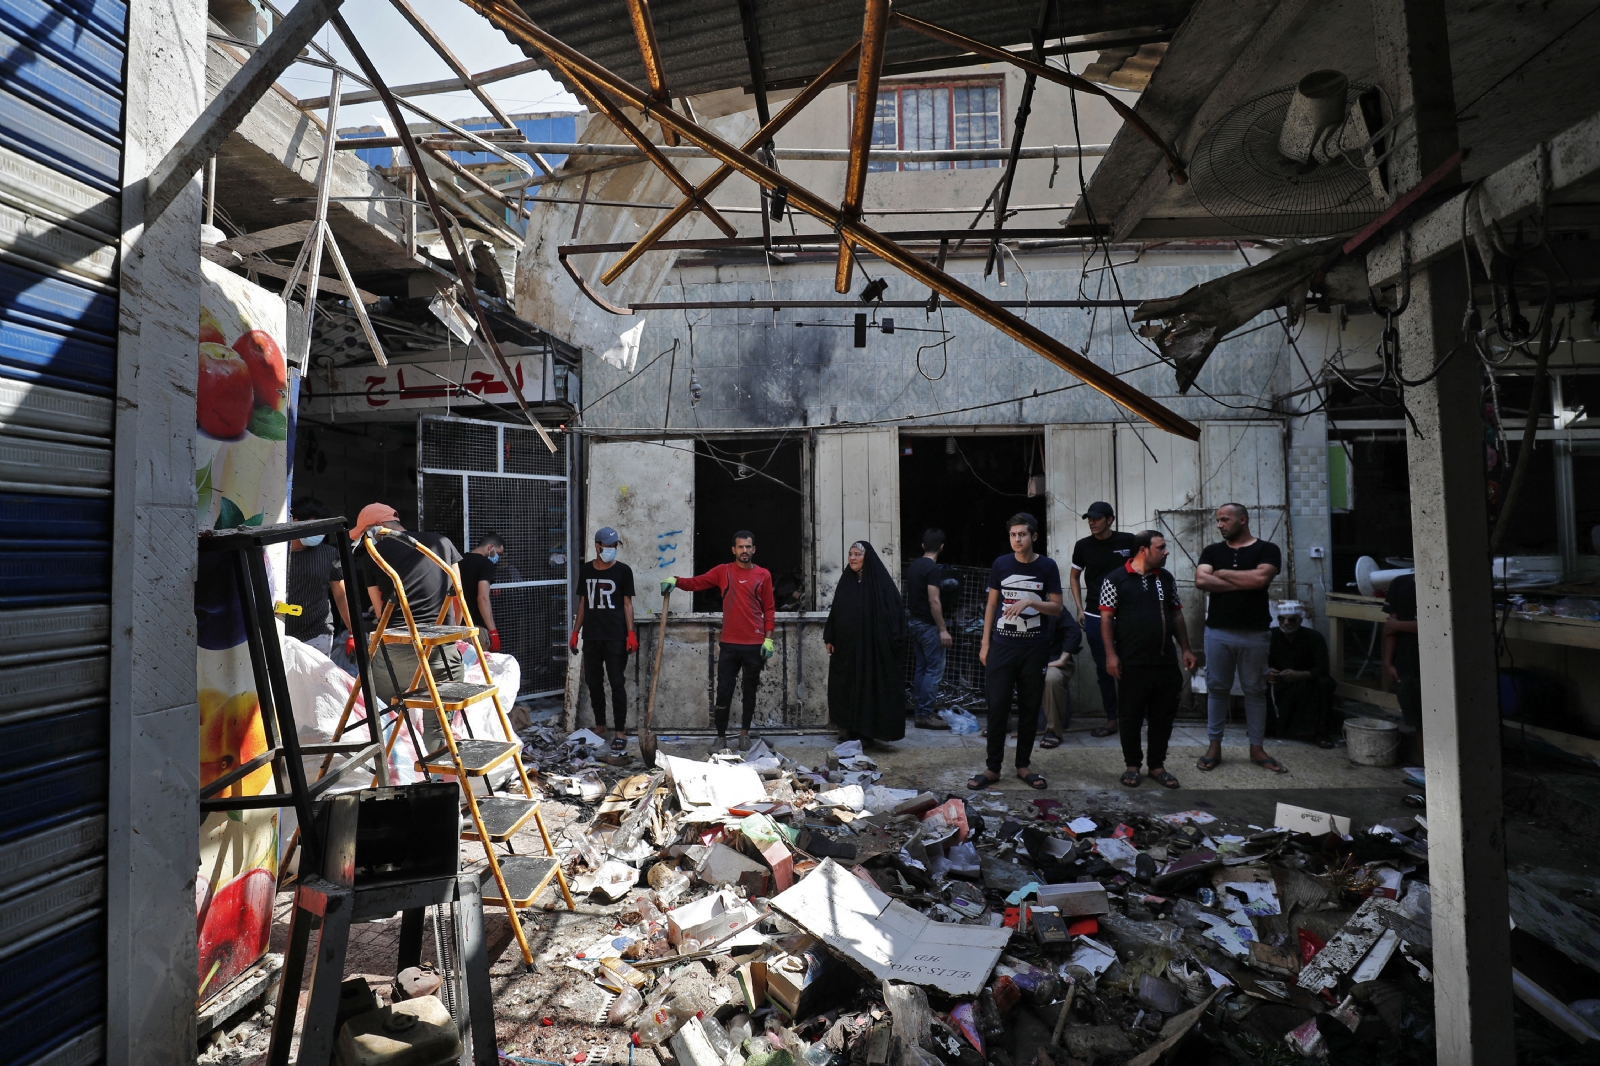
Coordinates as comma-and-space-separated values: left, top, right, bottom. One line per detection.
626, 631, 639, 654
344, 634, 356, 657
569, 629, 579, 652
489, 629, 501, 652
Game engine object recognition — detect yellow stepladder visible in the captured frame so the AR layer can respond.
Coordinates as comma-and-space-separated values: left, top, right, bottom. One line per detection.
358, 526, 574, 966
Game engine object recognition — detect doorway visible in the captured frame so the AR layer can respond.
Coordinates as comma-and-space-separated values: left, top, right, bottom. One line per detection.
899, 433, 1049, 570
692, 436, 807, 611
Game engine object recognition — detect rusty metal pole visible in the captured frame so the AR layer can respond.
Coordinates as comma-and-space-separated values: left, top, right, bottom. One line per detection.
330, 13, 556, 451
837, 0, 891, 293
459, 0, 1199, 440
599, 43, 860, 285
624, 0, 677, 144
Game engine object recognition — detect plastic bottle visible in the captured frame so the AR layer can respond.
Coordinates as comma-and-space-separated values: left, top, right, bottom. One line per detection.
701, 1016, 736, 1061
649, 864, 692, 904
727, 1014, 753, 1048
635, 895, 665, 924
608, 987, 644, 1027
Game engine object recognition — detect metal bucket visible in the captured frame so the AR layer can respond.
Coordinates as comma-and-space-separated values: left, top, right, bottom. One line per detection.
1344, 717, 1400, 766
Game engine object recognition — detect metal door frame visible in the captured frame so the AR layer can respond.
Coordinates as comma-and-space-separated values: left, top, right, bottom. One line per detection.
416, 414, 569, 698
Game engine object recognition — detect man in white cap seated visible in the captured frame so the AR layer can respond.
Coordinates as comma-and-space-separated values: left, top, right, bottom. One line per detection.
1266, 601, 1337, 748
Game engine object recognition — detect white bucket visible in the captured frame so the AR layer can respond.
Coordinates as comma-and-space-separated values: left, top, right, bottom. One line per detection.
1344, 717, 1400, 766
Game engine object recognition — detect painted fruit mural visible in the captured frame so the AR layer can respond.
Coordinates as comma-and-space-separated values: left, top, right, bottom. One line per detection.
195, 261, 295, 1005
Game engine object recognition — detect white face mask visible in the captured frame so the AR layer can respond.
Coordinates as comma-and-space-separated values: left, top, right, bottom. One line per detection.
599, 546, 618, 563
300, 534, 325, 547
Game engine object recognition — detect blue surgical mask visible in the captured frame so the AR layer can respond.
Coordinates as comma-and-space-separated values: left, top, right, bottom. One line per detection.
488, 552, 500, 565
599, 547, 618, 563
300, 534, 325, 547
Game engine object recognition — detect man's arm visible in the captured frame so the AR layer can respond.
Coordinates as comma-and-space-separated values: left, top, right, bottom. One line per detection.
1099, 606, 1120, 677
1171, 606, 1198, 672
1069, 565, 1086, 616
475, 580, 497, 631
671, 566, 723, 593
367, 586, 384, 616
759, 575, 776, 636
1192, 563, 1230, 592
624, 596, 635, 635
329, 578, 353, 633
927, 585, 953, 647
1207, 563, 1279, 591
1383, 615, 1415, 683
979, 588, 1000, 665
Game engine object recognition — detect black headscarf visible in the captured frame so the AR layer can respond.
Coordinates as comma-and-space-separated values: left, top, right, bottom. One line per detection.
824, 541, 908, 740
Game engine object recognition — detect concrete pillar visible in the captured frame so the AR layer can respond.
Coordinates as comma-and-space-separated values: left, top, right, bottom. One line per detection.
1372, 2, 1514, 1063
108, 0, 209, 1062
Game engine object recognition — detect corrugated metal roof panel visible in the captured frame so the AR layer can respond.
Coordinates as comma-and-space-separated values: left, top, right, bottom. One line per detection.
507, 0, 1191, 96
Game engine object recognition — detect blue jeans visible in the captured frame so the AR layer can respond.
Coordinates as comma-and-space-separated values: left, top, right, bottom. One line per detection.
908, 619, 946, 717
1083, 612, 1118, 722
1205, 628, 1272, 746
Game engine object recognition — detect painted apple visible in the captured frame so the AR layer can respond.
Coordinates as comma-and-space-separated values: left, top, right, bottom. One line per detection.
198, 306, 227, 347
198, 342, 254, 439
233, 329, 287, 412
199, 687, 270, 793
196, 865, 275, 999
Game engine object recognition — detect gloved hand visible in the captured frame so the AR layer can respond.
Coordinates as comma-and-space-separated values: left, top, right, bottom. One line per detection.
660, 576, 677, 595
344, 634, 357, 657
626, 631, 639, 653
761, 637, 775, 660
489, 629, 501, 652
569, 629, 580, 652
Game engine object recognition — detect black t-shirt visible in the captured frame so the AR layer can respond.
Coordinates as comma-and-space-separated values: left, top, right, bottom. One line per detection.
1198, 539, 1283, 630
905, 556, 941, 624
579, 560, 636, 642
1099, 564, 1183, 667
358, 530, 462, 626
1071, 532, 1139, 613
1384, 573, 1420, 676
286, 542, 342, 640
458, 552, 498, 628
986, 553, 1063, 661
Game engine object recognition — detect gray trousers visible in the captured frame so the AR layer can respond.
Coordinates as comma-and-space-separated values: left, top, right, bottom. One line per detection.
373, 642, 463, 756
1204, 628, 1271, 746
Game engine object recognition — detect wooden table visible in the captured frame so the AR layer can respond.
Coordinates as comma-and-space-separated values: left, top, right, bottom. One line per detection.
1325, 593, 1397, 710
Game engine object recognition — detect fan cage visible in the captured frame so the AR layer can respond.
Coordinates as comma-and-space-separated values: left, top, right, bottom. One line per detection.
1190, 82, 1386, 238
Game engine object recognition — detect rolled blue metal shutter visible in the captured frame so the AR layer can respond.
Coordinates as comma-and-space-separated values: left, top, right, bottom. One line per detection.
0, 0, 126, 1062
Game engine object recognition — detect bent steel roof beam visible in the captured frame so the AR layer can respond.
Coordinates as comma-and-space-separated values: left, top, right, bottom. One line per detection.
837, 0, 890, 293
462, 0, 1200, 439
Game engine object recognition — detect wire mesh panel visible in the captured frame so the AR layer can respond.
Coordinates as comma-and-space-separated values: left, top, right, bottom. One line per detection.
900, 563, 994, 704
419, 418, 499, 473
419, 416, 569, 698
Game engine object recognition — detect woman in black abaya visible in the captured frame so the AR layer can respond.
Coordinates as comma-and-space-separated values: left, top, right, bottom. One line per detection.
824, 541, 908, 743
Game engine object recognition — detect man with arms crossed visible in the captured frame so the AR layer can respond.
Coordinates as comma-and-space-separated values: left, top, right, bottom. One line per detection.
663, 531, 776, 752
1070, 502, 1138, 739
1194, 504, 1285, 773
1101, 530, 1197, 789
905, 528, 953, 730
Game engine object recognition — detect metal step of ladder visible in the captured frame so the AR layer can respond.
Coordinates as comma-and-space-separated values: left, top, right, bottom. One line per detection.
356, 526, 573, 966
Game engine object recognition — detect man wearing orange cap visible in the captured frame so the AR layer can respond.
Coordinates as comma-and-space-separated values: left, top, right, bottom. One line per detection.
351, 503, 464, 754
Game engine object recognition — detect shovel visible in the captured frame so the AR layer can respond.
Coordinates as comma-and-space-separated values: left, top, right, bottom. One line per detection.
638, 588, 669, 768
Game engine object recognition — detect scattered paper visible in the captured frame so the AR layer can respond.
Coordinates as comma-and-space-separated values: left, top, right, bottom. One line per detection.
662, 754, 766, 808
1067, 816, 1099, 835
1273, 802, 1352, 837
591, 860, 639, 902
770, 859, 1011, 997
1217, 880, 1281, 917
1194, 912, 1254, 958
1093, 836, 1141, 875
1159, 809, 1218, 826
816, 785, 867, 810
1068, 937, 1118, 979
1005, 882, 1040, 906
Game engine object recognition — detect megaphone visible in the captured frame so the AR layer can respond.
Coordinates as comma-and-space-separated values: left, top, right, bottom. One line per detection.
1355, 555, 1413, 598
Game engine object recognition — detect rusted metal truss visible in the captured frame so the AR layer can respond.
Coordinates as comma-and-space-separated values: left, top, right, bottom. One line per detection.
332, 13, 558, 453
625, 0, 678, 144
458, 0, 1198, 439
838, 0, 890, 293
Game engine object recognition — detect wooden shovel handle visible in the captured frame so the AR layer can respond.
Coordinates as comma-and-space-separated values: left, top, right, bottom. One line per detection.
644, 589, 669, 730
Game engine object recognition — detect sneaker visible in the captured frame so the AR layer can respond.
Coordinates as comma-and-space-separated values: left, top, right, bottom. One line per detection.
709, 735, 729, 752
915, 715, 950, 730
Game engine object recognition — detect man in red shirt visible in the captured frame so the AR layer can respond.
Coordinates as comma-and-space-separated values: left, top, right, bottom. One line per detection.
663, 530, 776, 751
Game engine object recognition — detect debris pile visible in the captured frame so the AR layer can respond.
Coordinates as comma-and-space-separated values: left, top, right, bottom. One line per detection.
519, 734, 1544, 1065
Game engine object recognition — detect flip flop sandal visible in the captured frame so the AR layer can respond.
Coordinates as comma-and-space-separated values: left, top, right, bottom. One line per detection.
1149, 769, 1181, 789
610, 736, 628, 753
1253, 755, 1289, 773
1019, 772, 1048, 790
1039, 731, 1062, 749
968, 773, 998, 791
1196, 754, 1221, 772
1120, 769, 1142, 788
1090, 722, 1119, 738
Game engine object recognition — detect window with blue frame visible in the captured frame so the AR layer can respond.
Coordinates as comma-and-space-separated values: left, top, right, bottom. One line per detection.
850, 80, 1003, 171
